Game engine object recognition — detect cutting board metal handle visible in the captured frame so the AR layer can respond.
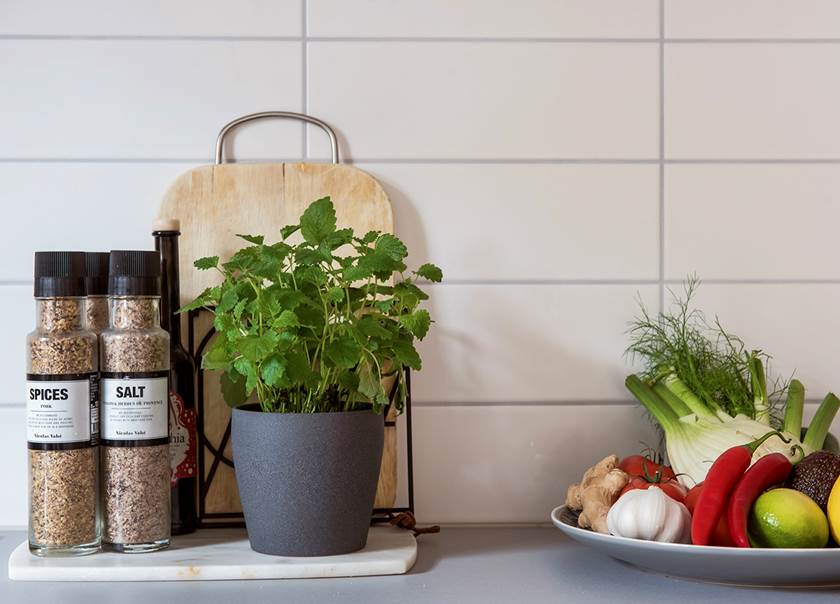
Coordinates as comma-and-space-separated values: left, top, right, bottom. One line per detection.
214, 111, 340, 165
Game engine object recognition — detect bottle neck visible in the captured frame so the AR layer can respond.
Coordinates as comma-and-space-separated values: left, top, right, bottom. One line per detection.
109, 296, 161, 330
155, 231, 181, 342
36, 297, 85, 332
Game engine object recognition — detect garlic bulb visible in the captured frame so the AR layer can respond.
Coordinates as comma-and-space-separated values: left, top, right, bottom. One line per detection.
606, 487, 691, 543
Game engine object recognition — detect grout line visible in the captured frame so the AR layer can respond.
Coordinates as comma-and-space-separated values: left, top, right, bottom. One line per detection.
301, 0, 308, 158
0, 34, 303, 41
427, 278, 840, 286
0, 397, 833, 409
0, 157, 660, 165
664, 38, 840, 44
422, 279, 658, 286
413, 400, 640, 408
264, 157, 840, 165
307, 36, 659, 43
418, 398, 840, 408
341, 158, 661, 165
663, 158, 840, 164
0, 35, 657, 43
0, 400, 636, 409
0, 278, 658, 287
0, 158, 308, 164
6, 34, 840, 44
658, 0, 666, 313
4, 278, 840, 288
4, 157, 840, 165
667, 278, 840, 285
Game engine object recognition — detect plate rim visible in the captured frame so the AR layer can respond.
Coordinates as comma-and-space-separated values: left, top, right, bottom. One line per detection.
551, 505, 840, 556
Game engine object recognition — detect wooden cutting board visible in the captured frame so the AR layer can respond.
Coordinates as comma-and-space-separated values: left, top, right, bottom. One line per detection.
156, 113, 400, 523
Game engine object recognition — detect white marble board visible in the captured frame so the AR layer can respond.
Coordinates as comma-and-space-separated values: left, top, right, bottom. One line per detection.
8, 528, 417, 581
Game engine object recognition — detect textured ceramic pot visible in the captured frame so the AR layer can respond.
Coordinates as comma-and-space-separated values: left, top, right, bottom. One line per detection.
231, 405, 384, 557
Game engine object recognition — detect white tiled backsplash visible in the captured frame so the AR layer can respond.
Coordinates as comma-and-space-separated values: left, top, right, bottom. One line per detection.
1, 0, 840, 528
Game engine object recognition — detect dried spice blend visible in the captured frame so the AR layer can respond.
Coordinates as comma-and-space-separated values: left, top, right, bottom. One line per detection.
84, 252, 109, 334
100, 250, 171, 553
26, 251, 100, 556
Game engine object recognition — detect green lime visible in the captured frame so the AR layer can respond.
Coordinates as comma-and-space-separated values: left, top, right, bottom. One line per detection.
748, 488, 829, 548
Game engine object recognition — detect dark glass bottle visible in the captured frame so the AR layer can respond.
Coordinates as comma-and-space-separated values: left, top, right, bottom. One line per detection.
154, 220, 198, 535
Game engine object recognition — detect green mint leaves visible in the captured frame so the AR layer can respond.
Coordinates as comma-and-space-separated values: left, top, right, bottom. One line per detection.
374, 233, 407, 261
194, 256, 219, 270
300, 196, 337, 245
415, 263, 443, 283
179, 196, 442, 414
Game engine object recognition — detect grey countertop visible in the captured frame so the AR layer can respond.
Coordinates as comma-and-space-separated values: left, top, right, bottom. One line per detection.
3, 527, 840, 603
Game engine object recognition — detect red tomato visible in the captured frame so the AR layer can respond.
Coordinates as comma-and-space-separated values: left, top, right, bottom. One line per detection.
684, 482, 703, 514
618, 454, 676, 482
620, 475, 688, 503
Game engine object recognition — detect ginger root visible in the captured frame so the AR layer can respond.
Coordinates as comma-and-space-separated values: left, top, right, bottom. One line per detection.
565, 455, 629, 534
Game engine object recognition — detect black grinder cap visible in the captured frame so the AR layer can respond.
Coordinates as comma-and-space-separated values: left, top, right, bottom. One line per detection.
108, 250, 161, 296
84, 252, 110, 296
34, 251, 86, 298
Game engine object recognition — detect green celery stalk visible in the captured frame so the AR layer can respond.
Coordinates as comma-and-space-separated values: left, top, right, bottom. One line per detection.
626, 375, 680, 430
653, 382, 692, 417
782, 379, 805, 436
749, 352, 771, 425
662, 373, 717, 421
804, 392, 840, 452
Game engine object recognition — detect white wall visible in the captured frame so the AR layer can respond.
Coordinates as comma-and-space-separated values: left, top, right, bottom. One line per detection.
2, 1, 840, 527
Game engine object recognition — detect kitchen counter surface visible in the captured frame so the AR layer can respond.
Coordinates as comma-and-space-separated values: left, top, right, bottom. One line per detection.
3, 527, 840, 603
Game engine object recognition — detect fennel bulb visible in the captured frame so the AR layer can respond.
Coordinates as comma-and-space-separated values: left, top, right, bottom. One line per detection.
626, 375, 839, 486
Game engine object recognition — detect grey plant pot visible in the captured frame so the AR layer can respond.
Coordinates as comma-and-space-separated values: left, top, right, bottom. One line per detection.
231, 405, 384, 557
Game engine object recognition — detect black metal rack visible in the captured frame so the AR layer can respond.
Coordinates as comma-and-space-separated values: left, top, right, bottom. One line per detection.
187, 308, 415, 528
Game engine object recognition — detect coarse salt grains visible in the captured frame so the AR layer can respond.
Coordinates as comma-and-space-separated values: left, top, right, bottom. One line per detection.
100, 250, 171, 552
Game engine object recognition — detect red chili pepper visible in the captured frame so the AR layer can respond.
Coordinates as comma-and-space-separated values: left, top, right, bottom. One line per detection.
690, 431, 791, 546
726, 451, 799, 548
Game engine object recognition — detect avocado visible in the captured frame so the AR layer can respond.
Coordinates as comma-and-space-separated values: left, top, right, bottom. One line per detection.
786, 451, 840, 510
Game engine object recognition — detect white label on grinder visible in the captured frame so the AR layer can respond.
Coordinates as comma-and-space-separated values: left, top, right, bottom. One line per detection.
26, 378, 92, 445
101, 376, 168, 441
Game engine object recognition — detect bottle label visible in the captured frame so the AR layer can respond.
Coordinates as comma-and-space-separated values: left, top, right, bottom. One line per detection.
26, 373, 98, 449
169, 391, 197, 486
100, 371, 169, 446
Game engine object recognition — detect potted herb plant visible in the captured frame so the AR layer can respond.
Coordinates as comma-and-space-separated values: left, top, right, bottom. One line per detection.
181, 197, 441, 556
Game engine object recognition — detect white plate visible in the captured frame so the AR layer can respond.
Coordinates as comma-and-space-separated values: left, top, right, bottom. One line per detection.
551, 505, 840, 586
